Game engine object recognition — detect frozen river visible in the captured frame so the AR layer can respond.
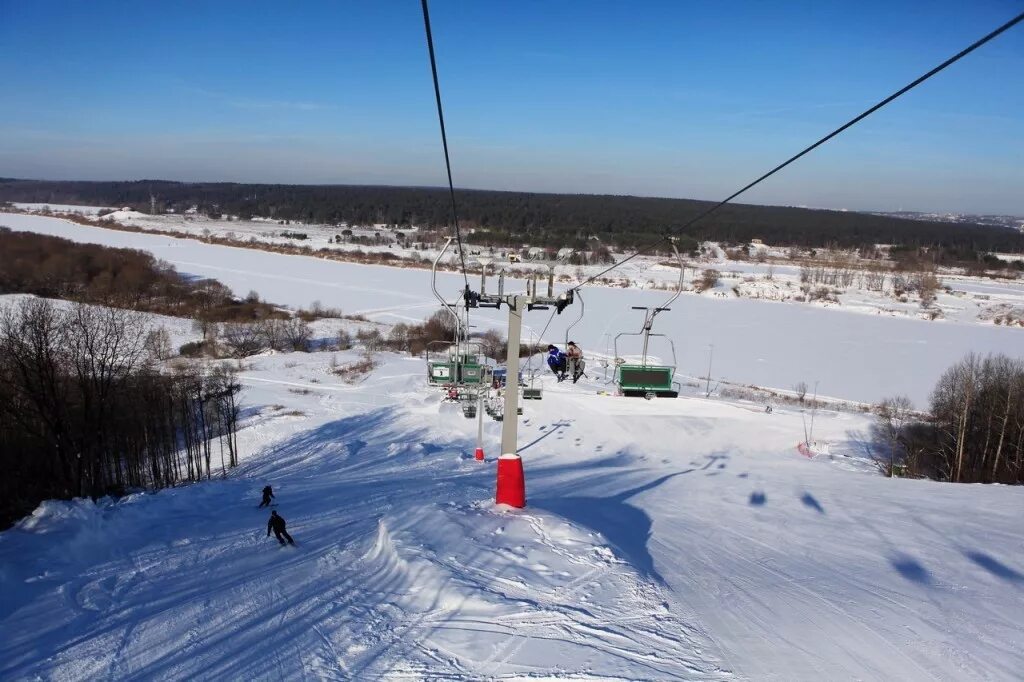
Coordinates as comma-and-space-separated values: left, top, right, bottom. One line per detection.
4, 212, 1023, 407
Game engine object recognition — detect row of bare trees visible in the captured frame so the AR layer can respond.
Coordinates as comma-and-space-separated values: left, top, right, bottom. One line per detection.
218, 317, 314, 357
193, 310, 466, 361
876, 353, 1024, 484
929, 354, 1024, 483
353, 311, 537, 362
0, 298, 243, 527
799, 254, 861, 289
0, 227, 283, 322
800, 258, 942, 309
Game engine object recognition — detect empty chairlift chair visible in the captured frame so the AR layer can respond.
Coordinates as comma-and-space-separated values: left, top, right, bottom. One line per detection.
613, 239, 684, 399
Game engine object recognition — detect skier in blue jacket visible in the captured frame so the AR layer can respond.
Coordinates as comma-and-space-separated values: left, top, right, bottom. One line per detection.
546, 344, 567, 381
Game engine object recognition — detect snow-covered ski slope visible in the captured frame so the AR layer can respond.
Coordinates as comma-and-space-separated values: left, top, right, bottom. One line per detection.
4, 212, 1024, 407
2, 351, 1022, 680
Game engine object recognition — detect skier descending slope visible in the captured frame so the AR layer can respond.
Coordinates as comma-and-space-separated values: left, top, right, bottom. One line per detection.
267, 510, 295, 546
258, 485, 274, 508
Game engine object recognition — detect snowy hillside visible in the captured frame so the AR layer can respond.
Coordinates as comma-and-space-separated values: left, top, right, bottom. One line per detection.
2, 350, 1022, 680
2, 212, 1023, 679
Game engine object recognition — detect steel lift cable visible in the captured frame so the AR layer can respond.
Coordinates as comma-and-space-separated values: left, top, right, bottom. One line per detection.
570, 10, 1024, 293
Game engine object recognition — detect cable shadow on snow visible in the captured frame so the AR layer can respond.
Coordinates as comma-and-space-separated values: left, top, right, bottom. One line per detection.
844, 428, 883, 463
908, 513, 1024, 589
517, 420, 572, 453
890, 555, 932, 585
532, 478, 681, 583
964, 551, 1024, 584
529, 454, 729, 584
854, 514, 938, 590
800, 492, 825, 514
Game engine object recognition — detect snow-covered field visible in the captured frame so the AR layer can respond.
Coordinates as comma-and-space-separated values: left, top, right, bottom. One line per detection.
1, 210, 1023, 678
1, 349, 1022, 680
9, 202, 114, 216
11, 203, 1024, 327
4, 212, 1024, 406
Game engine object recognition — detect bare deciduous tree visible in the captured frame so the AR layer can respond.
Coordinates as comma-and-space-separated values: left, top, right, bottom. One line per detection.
696, 269, 720, 292
144, 326, 173, 360
918, 272, 941, 309
221, 322, 266, 357
873, 395, 914, 477
794, 381, 808, 403
0, 298, 245, 527
280, 318, 313, 352
929, 353, 1024, 484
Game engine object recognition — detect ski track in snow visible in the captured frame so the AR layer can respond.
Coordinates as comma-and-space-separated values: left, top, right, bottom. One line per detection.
2, 353, 1022, 680
0, 355, 734, 680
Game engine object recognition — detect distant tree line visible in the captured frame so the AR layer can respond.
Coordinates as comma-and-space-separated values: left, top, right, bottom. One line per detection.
0, 227, 285, 322
367, 311, 541, 361
0, 299, 243, 528
877, 353, 1024, 485
890, 244, 1024, 273
3, 179, 1022, 254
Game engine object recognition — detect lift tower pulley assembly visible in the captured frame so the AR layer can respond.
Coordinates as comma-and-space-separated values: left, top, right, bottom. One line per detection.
470, 267, 574, 508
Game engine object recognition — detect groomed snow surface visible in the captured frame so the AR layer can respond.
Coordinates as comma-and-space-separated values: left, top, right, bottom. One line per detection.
2, 352, 1023, 680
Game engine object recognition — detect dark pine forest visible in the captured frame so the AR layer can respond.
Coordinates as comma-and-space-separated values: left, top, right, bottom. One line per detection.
2, 178, 1023, 254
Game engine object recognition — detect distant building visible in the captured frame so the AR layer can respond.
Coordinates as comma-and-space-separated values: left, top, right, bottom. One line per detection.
750, 238, 764, 245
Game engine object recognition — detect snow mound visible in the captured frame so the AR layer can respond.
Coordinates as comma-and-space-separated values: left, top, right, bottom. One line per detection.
17, 497, 110, 534
93, 209, 149, 222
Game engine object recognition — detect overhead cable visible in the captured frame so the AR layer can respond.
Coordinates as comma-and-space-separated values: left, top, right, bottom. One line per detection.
571, 10, 1024, 291
420, 0, 471, 291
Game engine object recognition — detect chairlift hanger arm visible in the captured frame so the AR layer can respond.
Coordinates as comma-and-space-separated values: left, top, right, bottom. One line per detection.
431, 238, 462, 331
651, 238, 684, 320
564, 291, 584, 347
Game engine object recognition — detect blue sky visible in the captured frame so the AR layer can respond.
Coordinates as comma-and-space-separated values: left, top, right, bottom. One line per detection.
1, 0, 1021, 214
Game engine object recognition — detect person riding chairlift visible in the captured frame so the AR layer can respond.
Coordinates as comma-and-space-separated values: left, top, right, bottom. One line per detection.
546, 344, 567, 382
566, 341, 585, 384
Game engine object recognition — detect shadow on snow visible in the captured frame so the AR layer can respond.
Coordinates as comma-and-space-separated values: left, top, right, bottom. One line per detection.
531, 451, 730, 584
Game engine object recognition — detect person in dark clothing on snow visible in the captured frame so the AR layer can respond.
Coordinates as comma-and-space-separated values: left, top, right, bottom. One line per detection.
267, 510, 295, 545
546, 344, 567, 381
258, 485, 274, 508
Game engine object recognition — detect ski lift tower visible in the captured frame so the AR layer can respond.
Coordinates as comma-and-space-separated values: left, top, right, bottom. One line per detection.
473, 263, 573, 508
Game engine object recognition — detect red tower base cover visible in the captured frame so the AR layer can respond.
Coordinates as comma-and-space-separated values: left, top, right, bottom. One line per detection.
495, 454, 526, 508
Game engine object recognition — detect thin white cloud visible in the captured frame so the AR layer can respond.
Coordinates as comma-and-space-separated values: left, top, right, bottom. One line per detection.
721, 101, 864, 121
226, 97, 330, 111
180, 83, 334, 112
